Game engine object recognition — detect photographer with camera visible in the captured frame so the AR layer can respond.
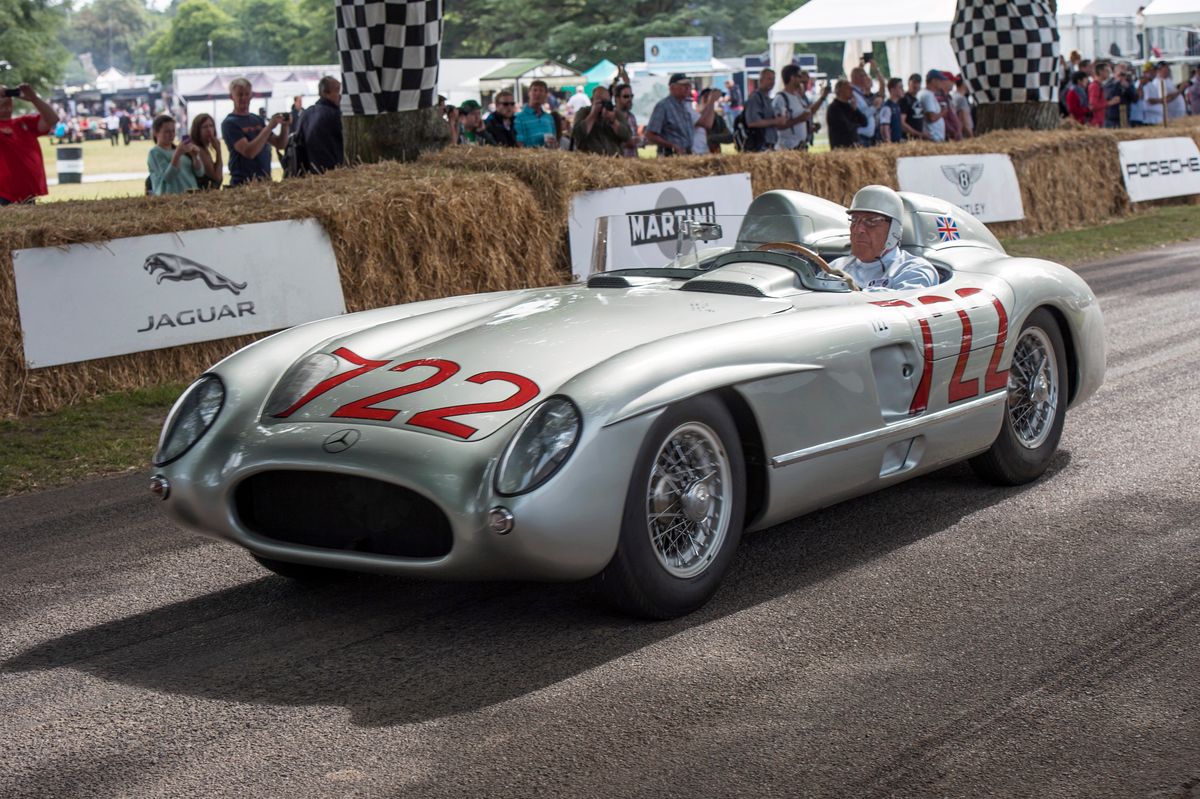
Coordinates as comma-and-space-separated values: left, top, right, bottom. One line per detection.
221, 77, 289, 186
774, 66, 829, 151
570, 86, 631, 156
0, 83, 57, 205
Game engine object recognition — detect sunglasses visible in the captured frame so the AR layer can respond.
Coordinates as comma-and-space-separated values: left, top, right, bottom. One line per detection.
620, 94, 633, 99
848, 214, 889, 229
497, 101, 515, 106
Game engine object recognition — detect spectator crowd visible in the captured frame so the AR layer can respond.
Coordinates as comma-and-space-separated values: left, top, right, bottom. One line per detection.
6, 53, 1200, 204
439, 55, 1200, 156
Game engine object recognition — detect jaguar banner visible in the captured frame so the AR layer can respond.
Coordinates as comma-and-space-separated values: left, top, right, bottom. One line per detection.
13, 219, 345, 368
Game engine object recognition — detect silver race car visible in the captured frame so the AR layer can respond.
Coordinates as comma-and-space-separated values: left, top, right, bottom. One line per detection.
151, 189, 1104, 619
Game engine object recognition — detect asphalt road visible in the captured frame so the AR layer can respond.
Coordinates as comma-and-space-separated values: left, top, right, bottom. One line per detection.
2, 242, 1198, 799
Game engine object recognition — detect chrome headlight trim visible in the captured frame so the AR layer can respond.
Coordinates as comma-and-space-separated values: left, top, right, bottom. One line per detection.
264, 352, 340, 418
154, 375, 225, 466
495, 396, 582, 496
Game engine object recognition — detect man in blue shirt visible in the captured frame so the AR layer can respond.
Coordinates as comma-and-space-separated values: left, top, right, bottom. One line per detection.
222, 77, 289, 185
645, 73, 695, 156
513, 80, 557, 147
830, 185, 938, 291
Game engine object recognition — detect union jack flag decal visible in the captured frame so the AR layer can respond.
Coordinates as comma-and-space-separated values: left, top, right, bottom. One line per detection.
935, 216, 960, 242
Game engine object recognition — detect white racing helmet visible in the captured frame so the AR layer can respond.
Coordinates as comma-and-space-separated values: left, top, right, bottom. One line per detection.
848, 184, 904, 258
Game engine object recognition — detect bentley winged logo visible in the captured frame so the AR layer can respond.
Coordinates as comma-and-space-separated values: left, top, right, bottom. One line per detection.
143, 253, 248, 295
941, 163, 985, 197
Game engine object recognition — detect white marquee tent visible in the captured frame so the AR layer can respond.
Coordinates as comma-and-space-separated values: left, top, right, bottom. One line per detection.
1142, 0, 1200, 58
768, 0, 1144, 81
1143, 0, 1200, 28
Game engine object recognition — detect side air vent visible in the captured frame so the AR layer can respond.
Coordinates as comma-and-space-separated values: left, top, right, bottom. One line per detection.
680, 281, 767, 297
587, 275, 632, 288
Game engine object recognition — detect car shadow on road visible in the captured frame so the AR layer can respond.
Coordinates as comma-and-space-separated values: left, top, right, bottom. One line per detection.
3, 455, 1071, 728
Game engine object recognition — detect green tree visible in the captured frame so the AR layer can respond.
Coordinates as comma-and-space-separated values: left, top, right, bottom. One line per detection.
443, 0, 801, 64
289, 0, 336, 65
59, 0, 155, 74
147, 0, 238, 82
0, 0, 69, 90
226, 0, 301, 66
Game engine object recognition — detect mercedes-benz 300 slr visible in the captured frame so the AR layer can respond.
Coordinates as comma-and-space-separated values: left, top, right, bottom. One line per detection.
151, 189, 1104, 618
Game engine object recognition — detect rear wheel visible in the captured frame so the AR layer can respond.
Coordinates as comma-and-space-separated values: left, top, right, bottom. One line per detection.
970, 308, 1068, 485
597, 395, 745, 619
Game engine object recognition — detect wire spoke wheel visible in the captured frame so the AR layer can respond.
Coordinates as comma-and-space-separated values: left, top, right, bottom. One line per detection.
1006, 326, 1060, 449
645, 422, 733, 579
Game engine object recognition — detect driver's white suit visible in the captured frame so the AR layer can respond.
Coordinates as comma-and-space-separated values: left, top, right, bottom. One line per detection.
830, 248, 939, 291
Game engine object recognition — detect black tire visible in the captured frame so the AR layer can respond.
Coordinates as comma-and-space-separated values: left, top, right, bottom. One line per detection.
251, 554, 349, 582
970, 308, 1068, 485
596, 395, 745, 619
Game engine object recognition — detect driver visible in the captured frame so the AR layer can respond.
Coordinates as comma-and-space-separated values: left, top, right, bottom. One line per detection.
830, 185, 938, 291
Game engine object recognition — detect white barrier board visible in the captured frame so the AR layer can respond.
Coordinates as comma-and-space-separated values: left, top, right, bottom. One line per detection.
1118, 137, 1200, 202
568, 174, 754, 279
14, 218, 345, 368
896, 154, 1025, 223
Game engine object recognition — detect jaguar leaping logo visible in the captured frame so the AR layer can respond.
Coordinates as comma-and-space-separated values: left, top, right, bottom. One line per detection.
941, 163, 985, 197
143, 253, 247, 295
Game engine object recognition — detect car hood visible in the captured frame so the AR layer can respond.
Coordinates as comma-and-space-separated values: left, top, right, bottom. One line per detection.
272, 286, 793, 440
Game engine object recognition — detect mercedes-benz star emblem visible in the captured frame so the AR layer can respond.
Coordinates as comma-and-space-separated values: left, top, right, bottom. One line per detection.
322, 429, 360, 453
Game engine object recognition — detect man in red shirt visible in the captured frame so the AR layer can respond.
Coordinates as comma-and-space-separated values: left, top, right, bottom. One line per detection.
0, 84, 58, 205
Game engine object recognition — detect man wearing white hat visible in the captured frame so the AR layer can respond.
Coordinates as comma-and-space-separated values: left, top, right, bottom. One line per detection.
830, 185, 939, 291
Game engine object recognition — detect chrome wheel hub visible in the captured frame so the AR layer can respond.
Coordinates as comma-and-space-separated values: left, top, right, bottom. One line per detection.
645, 422, 732, 579
1006, 326, 1059, 450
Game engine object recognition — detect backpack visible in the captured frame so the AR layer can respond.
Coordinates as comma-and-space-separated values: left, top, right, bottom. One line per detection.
282, 128, 309, 178
732, 111, 764, 152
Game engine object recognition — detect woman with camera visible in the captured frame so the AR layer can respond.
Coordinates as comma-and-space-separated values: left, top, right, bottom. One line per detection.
188, 113, 224, 190
147, 114, 202, 195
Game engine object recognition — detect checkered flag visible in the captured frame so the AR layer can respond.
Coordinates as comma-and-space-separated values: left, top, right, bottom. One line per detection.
337, 0, 442, 115
951, 0, 1060, 104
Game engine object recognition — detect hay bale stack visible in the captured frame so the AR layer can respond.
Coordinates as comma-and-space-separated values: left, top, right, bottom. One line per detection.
0, 163, 557, 416
424, 126, 1178, 253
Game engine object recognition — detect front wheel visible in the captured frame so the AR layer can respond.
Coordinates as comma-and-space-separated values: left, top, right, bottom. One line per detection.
596, 395, 745, 619
970, 308, 1068, 485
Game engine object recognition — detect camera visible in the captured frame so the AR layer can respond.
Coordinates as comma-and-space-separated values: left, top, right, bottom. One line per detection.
600, 100, 615, 112
3, 88, 20, 98
863, 52, 874, 63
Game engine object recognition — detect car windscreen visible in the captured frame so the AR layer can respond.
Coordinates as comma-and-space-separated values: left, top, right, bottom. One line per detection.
590, 214, 817, 275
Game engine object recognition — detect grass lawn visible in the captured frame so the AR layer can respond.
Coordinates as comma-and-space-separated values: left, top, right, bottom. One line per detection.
1000, 202, 1200, 265
46, 178, 152, 202
0, 383, 185, 496
39, 136, 156, 176
2, 202, 1199, 497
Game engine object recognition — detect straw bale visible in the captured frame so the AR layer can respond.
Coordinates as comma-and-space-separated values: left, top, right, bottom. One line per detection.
423, 125, 1200, 251
0, 163, 557, 417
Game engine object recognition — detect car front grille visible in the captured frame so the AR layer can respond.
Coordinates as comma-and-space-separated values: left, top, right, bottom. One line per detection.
234, 471, 453, 558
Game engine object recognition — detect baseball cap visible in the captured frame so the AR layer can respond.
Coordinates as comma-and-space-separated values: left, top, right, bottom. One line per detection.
925, 69, 944, 82
459, 99, 481, 112
669, 73, 691, 85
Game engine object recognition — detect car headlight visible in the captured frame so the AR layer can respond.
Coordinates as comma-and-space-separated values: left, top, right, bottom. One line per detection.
154, 375, 225, 466
496, 397, 581, 496
264, 352, 339, 417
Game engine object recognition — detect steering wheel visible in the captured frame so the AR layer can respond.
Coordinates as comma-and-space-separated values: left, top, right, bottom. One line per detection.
754, 242, 860, 291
